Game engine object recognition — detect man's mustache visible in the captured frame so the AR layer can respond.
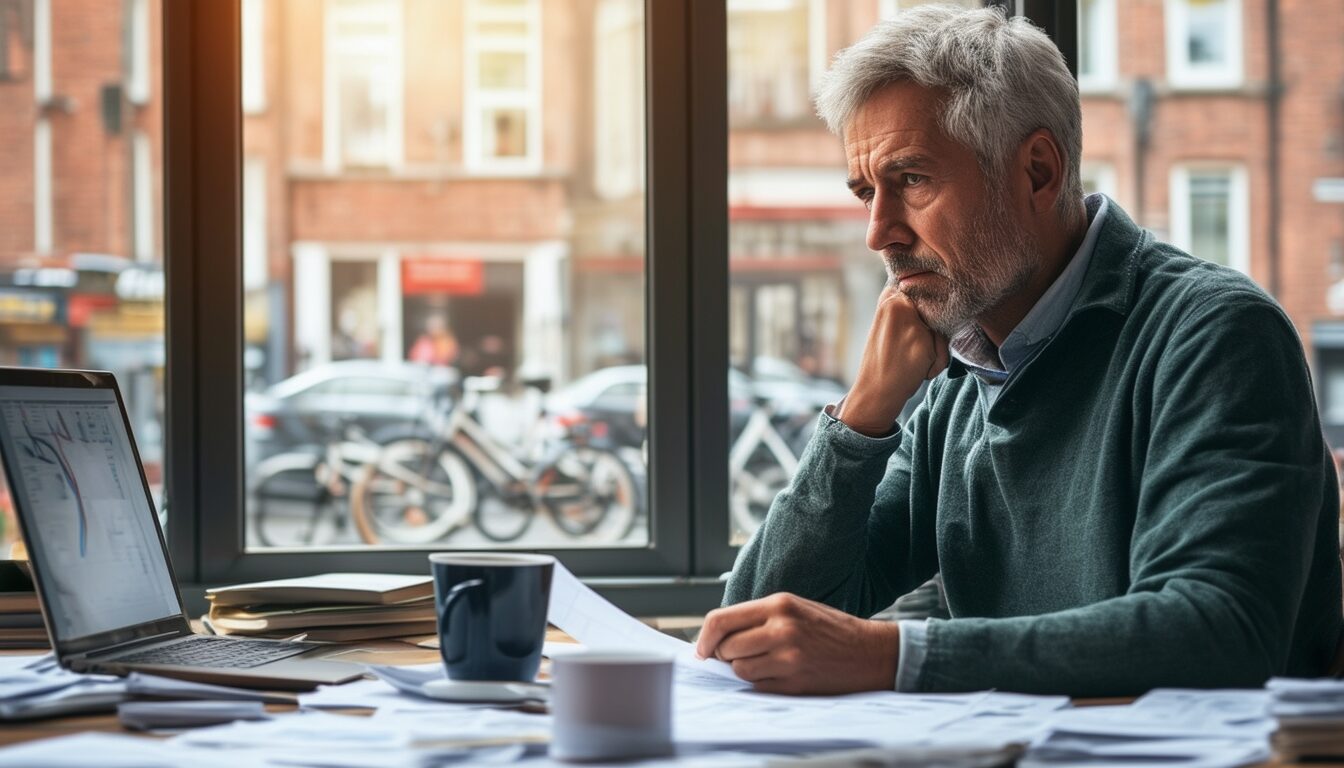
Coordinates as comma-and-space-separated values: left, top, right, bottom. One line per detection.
883, 251, 946, 287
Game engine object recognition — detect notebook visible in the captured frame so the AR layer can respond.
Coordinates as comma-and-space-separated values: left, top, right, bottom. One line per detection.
0, 367, 363, 691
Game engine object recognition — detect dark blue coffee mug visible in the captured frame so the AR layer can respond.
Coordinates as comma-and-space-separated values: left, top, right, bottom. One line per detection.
429, 552, 555, 682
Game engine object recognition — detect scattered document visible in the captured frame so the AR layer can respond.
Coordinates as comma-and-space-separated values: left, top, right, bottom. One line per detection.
1045, 689, 1272, 741
118, 699, 271, 731
0, 732, 262, 768
546, 562, 739, 680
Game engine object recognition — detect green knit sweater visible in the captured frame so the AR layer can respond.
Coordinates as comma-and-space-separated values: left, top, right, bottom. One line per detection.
724, 201, 1344, 697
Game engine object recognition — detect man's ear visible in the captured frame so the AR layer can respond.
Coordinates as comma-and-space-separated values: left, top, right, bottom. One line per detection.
1019, 128, 1066, 214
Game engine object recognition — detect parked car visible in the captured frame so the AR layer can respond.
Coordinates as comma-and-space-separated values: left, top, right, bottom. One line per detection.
245, 360, 457, 469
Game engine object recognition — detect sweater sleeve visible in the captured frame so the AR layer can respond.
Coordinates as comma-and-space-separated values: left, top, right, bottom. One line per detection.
916, 297, 1334, 696
722, 395, 940, 620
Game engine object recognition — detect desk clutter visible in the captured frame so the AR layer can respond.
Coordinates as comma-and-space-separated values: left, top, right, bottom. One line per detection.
0, 563, 1333, 767
203, 572, 437, 642
1267, 678, 1344, 761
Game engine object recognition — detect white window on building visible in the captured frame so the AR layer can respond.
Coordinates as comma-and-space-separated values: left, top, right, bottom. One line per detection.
243, 158, 267, 291
1170, 165, 1249, 274
1165, 0, 1242, 89
726, 0, 823, 126
1077, 0, 1117, 91
1080, 161, 1117, 201
242, 0, 266, 114
132, 131, 154, 262
464, 0, 542, 173
593, 0, 644, 200
324, 0, 403, 170
126, 0, 150, 104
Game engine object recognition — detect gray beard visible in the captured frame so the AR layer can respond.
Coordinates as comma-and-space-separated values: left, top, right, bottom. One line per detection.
883, 199, 1038, 338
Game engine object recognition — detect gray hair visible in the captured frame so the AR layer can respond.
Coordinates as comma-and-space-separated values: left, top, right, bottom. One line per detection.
815, 4, 1083, 213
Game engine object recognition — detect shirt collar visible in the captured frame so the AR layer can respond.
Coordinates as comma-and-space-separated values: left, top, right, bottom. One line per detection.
950, 194, 1110, 378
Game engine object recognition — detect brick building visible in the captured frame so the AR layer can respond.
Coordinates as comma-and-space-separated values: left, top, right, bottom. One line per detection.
0, 0, 165, 464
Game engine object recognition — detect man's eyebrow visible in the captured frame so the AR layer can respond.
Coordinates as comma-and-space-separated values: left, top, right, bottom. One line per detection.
846, 155, 935, 190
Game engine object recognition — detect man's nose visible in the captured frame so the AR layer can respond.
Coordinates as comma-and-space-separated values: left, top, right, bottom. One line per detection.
865, 192, 914, 254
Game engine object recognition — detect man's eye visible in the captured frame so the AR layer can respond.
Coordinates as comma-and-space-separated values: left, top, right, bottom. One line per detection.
902, 173, 926, 187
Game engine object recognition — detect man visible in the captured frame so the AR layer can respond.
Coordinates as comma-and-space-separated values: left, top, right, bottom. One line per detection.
695, 5, 1344, 697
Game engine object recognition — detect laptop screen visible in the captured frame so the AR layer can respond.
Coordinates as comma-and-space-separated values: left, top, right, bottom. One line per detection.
0, 382, 181, 642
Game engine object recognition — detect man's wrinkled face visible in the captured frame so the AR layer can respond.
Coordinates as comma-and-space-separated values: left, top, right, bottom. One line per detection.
844, 82, 1038, 337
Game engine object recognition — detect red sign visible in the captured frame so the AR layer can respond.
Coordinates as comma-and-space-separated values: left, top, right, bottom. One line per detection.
401, 259, 485, 296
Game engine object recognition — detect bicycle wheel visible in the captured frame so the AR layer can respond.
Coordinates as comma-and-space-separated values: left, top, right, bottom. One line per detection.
729, 461, 789, 540
351, 439, 477, 545
470, 490, 536, 543
250, 455, 342, 547
541, 447, 639, 543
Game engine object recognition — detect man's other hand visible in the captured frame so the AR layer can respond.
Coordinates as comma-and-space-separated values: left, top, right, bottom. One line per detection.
838, 287, 948, 436
694, 593, 901, 695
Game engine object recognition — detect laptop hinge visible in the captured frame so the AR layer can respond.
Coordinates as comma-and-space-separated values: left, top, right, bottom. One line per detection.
77, 629, 184, 663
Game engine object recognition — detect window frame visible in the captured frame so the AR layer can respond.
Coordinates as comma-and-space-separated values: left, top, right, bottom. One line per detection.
1164, 0, 1243, 90
1169, 163, 1250, 275
164, 1, 1075, 613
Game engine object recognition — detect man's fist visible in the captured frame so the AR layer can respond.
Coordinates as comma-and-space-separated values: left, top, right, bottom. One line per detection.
837, 287, 948, 436
695, 593, 901, 696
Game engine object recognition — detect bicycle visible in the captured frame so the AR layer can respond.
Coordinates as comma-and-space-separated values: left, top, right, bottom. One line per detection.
728, 395, 802, 541
248, 422, 408, 548
350, 375, 641, 545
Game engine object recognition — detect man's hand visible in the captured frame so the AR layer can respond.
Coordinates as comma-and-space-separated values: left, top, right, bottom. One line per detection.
695, 593, 901, 695
837, 287, 949, 436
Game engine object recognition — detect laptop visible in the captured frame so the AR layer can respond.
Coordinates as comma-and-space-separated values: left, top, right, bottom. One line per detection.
0, 367, 363, 691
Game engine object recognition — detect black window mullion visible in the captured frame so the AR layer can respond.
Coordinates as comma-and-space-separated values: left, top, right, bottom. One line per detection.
687, 0, 735, 578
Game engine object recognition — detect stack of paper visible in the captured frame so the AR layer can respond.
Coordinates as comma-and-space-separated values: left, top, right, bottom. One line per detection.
1267, 677, 1344, 761
0, 560, 46, 649
205, 573, 437, 642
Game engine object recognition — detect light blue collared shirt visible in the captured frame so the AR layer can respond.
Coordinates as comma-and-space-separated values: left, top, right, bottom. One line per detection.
895, 194, 1111, 692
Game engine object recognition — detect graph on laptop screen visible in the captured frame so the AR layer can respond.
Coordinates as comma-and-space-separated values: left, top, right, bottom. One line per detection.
0, 385, 180, 641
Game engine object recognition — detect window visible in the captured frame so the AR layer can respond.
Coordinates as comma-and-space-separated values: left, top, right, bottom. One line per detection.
125, 0, 150, 104
726, 0, 817, 126
464, 0, 541, 172
236, 0, 652, 565
241, 0, 265, 114
324, 0, 402, 170
1077, 0, 1116, 91
0, 0, 164, 554
1165, 0, 1242, 88
1170, 165, 1248, 274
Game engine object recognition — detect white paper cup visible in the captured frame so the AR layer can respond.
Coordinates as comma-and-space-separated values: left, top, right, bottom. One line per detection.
549, 651, 674, 762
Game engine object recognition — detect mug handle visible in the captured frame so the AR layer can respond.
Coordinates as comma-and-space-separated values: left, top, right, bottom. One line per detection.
438, 578, 485, 645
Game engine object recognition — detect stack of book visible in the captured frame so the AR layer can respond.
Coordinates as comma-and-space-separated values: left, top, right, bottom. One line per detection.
0, 559, 46, 649
204, 573, 437, 643
1268, 677, 1344, 761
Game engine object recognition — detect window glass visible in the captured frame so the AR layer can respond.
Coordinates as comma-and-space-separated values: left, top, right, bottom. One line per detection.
1166, 0, 1241, 87
1188, 171, 1232, 267
243, 0, 648, 552
1076, 0, 1115, 90
0, 0, 165, 554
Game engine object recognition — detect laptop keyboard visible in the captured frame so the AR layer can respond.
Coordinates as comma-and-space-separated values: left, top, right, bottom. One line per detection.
110, 635, 321, 669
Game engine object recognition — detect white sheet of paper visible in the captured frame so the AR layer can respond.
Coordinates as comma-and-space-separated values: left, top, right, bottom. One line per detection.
1046, 689, 1272, 741
0, 732, 259, 768
546, 562, 739, 680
